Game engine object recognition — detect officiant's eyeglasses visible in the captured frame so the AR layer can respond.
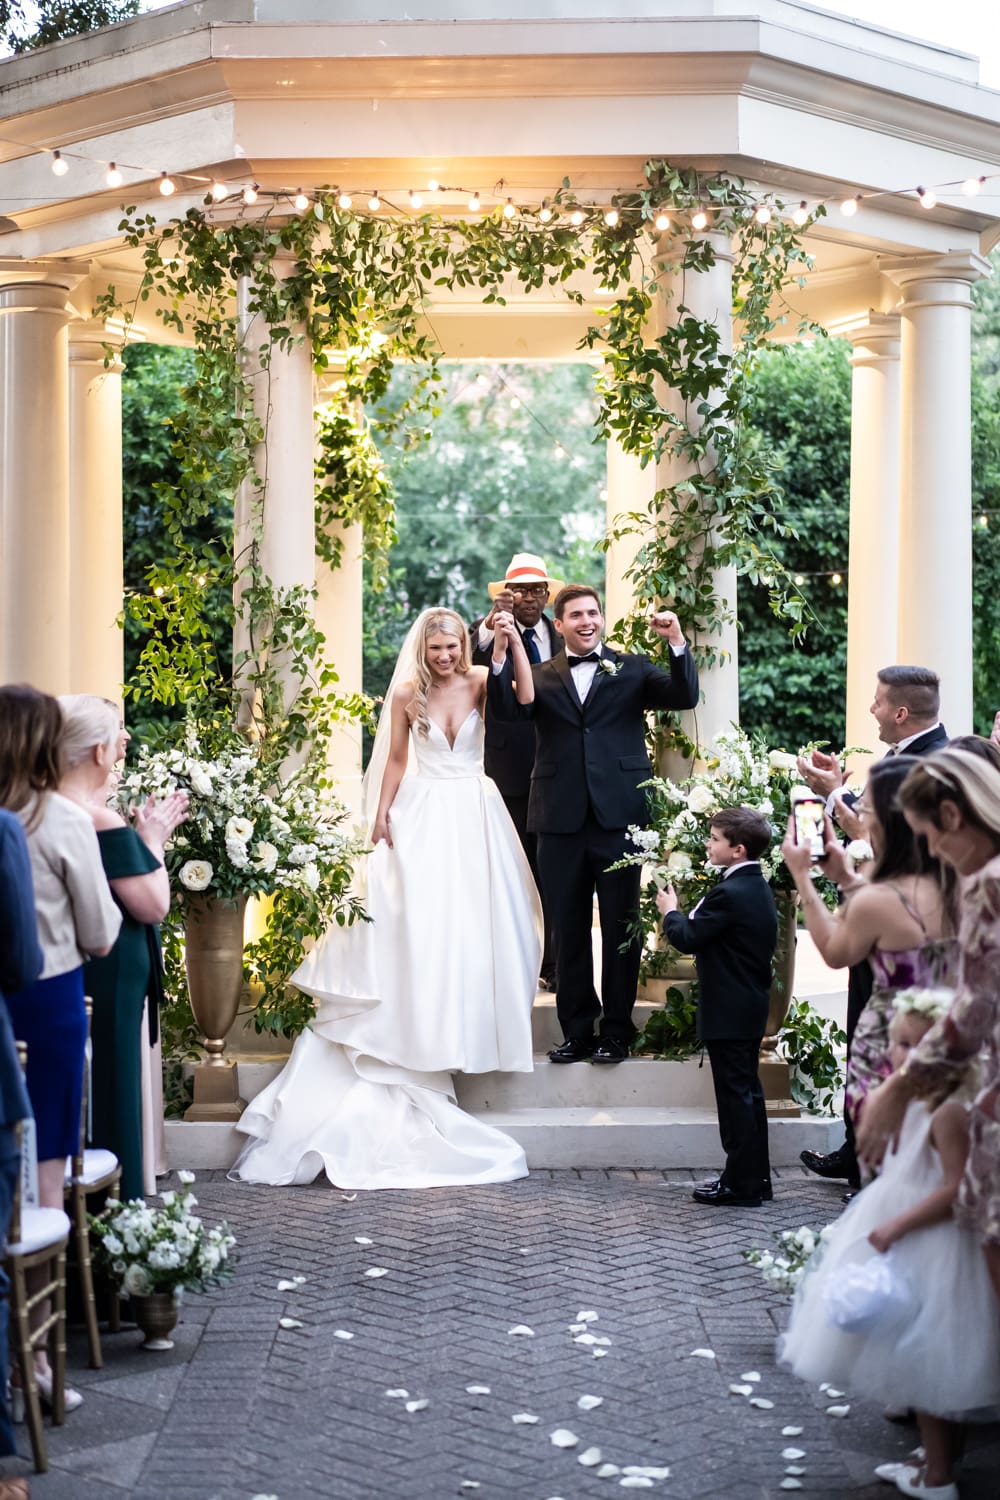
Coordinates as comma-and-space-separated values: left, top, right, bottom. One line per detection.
510, 584, 549, 598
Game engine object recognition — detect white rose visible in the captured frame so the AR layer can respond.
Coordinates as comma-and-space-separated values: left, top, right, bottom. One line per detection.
177, 1169, 196, 1184
179, 859, 213, 892
123, 1264, 152, 1296
301, 862, 321, 892
102, 1233, 124, 1255
666, 850, 693, 875
226, 815, 255, 843
226, 837, 250, 870
188, 766, 213, 797
686, 785, 714, 815
253, 841, 279, 874
768, 750, 798, 772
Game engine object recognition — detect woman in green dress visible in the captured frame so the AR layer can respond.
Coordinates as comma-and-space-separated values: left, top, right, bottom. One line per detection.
58, 697, 188, 1200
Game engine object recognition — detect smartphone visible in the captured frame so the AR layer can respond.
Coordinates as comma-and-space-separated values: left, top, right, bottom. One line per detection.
792, 795, 827, 861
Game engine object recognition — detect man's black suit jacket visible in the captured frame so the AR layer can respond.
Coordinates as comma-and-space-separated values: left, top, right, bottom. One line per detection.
470, 614, 562, 799
839, 723, 950, 814
663, 865, 778, 1042
488, 644, 699, 834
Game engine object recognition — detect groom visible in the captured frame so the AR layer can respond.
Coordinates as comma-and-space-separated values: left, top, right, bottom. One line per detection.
489, 585, 699, 1063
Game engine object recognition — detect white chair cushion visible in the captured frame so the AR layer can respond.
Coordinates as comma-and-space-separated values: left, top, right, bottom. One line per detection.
65, 1149, 119, 1188
6, 1206, 71, 1257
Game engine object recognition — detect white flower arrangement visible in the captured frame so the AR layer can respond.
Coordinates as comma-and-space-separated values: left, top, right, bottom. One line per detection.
89, 1174, 236, 1297
597, 658, 623, 677
743, 1223, 834, 1295
892, 986, 955, 1022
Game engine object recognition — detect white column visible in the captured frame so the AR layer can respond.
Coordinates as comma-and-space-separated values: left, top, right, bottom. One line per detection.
604, 435, 657, 644
234, 270, 316, 727
0, 282, 72, 692
883, 252, 990, 736
841, 314, 901, 767
68, 321, 124, 701
654, 231, 739, 750
314, 517, 365, 817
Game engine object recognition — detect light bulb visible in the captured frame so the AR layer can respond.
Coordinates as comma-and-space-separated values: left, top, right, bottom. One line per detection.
917, 187, 937, 209
691, 208, 709, 231
654, 210, 670, 231
503, 198, 516, 219
792, 200, 809, 227
242, 183, 259, 205
211, 180, 228, 202
754, 203, 772, 224
963, 175, 985, 196
510, 396, 521, 409
154, 585, 165, 597
979, 514, 989, 527
337, 191, 353, 210
476, 372, 489, 386
570, 209, 585, 226
840, 195, 860, 217
794, 574, 805, 586
196, 575, 207, 587
830, 572, 842, 586
604, 208, 619, 227
293, 190, 309, 211
368, 191, 381, 211
409, 189, 423, 208
106, 162, 123, 189
427, 178, 440, 192
159, 172, 176, 197
468, 192, 481, 211
51, 151, 68, 177
554, 443, 566, 460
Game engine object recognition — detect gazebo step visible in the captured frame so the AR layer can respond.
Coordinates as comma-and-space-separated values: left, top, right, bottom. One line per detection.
165, 1107, 839, 1173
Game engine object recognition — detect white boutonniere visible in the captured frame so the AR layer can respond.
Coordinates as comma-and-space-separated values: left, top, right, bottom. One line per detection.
597, 658, 623, 677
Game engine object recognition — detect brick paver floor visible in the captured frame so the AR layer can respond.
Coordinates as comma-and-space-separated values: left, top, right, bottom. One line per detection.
13, 1167, 1000, 1500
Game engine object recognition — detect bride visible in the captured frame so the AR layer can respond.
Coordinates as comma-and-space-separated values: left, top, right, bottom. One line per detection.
232, 607, 542, 1189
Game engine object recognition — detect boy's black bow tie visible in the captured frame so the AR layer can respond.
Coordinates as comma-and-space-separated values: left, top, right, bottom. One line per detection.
567, 652, 601, 666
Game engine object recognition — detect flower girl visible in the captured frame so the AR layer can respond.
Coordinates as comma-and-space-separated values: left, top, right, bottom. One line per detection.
779, 988, 1000, 1499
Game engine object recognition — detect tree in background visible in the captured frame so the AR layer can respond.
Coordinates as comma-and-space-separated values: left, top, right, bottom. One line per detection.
1, 0, 139, 53
972, 255, 1000, 733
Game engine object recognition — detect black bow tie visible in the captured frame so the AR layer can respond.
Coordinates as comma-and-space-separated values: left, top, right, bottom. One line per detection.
567, 652, 600, 667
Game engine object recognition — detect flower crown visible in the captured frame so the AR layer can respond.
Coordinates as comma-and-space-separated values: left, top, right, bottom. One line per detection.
893, 987, 955, 1022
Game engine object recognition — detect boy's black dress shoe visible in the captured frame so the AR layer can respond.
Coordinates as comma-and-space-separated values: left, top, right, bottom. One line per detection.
592, 1039, 629, 1064
699, 1175, 772, 1202
692, 1183, 763, 1208
548, 1038, 594, 1063
800, 1146, 861, 1188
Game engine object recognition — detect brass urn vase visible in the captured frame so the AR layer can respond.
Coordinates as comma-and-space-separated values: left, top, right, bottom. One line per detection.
183, 894, 248, 1121
132, 1291, 179, 1351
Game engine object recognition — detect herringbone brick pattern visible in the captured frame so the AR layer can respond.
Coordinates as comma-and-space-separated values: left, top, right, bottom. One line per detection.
17, 1168, 1000, 1499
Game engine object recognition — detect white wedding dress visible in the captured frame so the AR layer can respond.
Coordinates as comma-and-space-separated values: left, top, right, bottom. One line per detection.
232, 709, 542, 1190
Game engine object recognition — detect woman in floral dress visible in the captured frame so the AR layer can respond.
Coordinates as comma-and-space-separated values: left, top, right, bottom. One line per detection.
859, 746, 1000, 1300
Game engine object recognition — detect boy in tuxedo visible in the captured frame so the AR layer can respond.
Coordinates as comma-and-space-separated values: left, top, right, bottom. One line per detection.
657, 807, 777, 1208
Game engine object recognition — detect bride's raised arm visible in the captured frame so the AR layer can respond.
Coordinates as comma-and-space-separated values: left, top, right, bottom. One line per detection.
371, 685, 413, 848
493, 609, 535, 705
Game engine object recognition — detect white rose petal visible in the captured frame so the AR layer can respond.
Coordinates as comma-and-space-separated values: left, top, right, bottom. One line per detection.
592, 1348, 608, 1358
826, 1404, 850, 1418
749, 1397, 774, 1409
574, 1333, 599, 1345
385, 1389, 409, 1399
597, 1465, 621, 1478
825, 1388, 844, 1399
578, 1448, 602, 1467
276, 1279, 299, 1291
729, 1384, 753, 1396
619, 1480, 654, 1491
354, 1236, 373, 1246
576, 1310, 599, 1322
549, 1429, 579, 1448
785, 1466, 807, 1476
278, 1317, 303, 1329
179, 859, 213, 891
690, 1348, 716, 1360
364, 1267, 389, 1278
781, 1427, 804, 1437
460, 1485, 480, 1492
333, 1330, 354, 1341
341, 1192, 357, 1202
405, 1399, 429, 1413
741, 1371, 761, 1382
466, 1385, 491, 1395
508, 1324, 535, 1336
780, 1482, 802, 1491
624, 1469, 670, 1481
781, 1448, 806, 1460
512, 1413, 539, 1425
568, 1322, 587, 1333
577, 1395, 603, 1410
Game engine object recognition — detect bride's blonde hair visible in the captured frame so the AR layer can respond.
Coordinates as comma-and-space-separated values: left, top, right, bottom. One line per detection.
410, 609, 471, 738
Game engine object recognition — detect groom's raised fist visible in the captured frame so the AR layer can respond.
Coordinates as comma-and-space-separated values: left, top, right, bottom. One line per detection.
648, 609, 685, 649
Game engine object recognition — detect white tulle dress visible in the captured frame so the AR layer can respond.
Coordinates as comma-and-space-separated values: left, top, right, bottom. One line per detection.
779, 1101, 1000, 1419
232, 710, 542, 1190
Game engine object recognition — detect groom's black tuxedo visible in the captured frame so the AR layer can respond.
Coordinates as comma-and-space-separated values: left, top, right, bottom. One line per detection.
488, 642, 699, 1044
664, 864, 777, 1199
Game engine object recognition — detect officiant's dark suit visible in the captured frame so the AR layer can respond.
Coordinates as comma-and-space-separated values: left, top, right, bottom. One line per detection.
488, 589, 698, 1060
664, 861, 777, 1204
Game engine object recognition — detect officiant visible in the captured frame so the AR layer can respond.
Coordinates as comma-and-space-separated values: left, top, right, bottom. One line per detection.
472, 552, 564, 990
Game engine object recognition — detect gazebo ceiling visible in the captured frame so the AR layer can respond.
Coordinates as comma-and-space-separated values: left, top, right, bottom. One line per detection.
1, 0, 998, 339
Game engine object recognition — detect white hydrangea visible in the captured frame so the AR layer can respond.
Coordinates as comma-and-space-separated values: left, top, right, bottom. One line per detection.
225, 837, 250, 870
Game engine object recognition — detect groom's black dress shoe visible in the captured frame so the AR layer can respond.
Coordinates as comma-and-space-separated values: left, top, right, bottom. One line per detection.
548, 1038, 594, 1063
592, 1039, 630, 1064
692, 1183, 763, 1208
700, 1175, 772, 1202
800, 1146, 861, 1189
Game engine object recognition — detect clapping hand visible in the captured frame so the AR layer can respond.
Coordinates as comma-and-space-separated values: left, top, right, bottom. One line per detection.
134, 790, 190, 849
795, 747, 848, 800
648, 609, 685, 649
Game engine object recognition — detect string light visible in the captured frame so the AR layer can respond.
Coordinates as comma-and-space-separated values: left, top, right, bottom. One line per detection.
210, 181, 228, 202
794, 574, 805, 586
242, 183, 259, 205
654, 210, 670, 231
337, 191, 353, 210
510, 396, 521, 409
916, 186, 936, 209
106, 162, 123, 189
963, 175, 986, 196
539, 201, 553, 223
293, 189, 309, 211
840, 194, 860, 216
754, 203, 772, 225
408, 189, 423, 209
159, 172, 175, 197
553, 442, 566, 459
570, 209, 585, 226
368, 190, 381, 211
468, 192, 481, 211
604, 208, 619, 227
427, 178, 440, 192
830, 572, 842, 585
691, 208, 709, 231
51, 150, 68, 176
792, 200, 810, 226
503, 198, 516, 219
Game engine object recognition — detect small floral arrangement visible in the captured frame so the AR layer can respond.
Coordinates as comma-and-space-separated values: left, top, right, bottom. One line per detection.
89, 1172, 236, 1297
743, 1223, 835, 1295
893, 986, 954, 1022
598, 658, 623, 677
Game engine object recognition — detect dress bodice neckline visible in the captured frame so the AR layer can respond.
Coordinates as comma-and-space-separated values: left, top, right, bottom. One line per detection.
425, 708, 480, 752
